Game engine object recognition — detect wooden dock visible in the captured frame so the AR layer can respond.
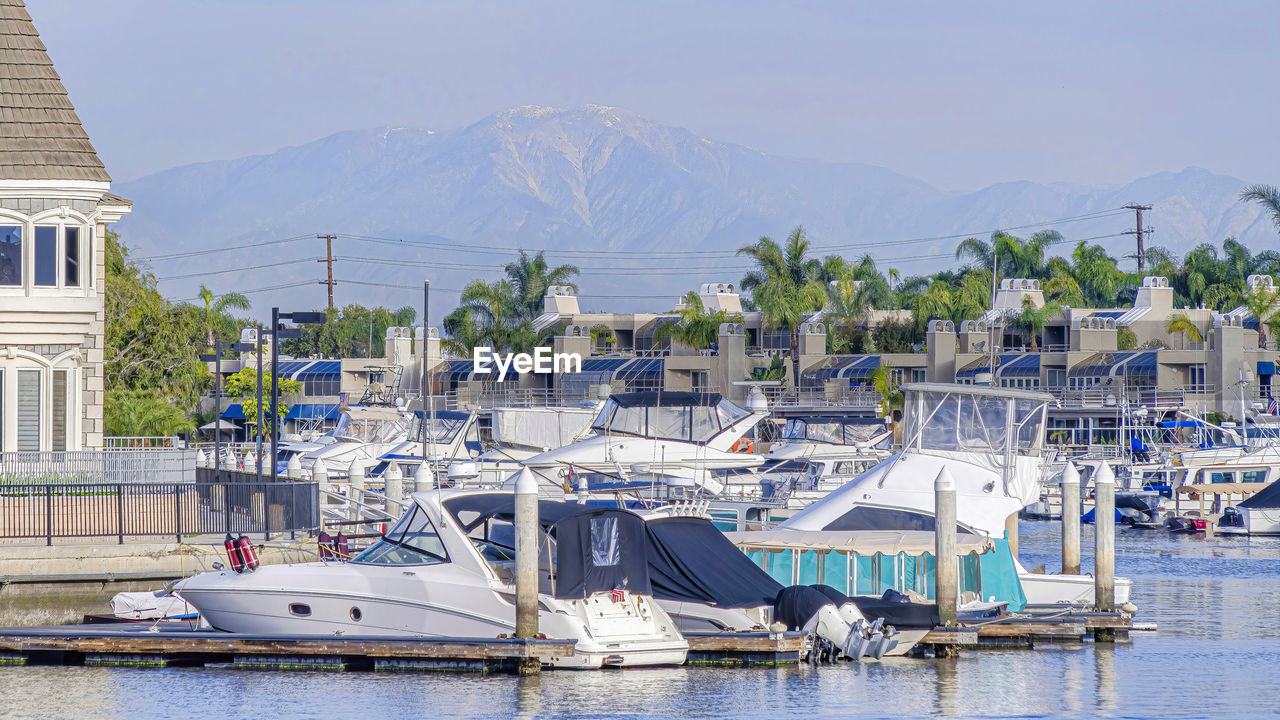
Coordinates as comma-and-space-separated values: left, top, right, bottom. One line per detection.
0, 624, 806, 672
919, 611, 1139, 653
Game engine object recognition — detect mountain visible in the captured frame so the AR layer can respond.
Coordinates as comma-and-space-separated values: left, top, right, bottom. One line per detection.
114, 105, 1275, 317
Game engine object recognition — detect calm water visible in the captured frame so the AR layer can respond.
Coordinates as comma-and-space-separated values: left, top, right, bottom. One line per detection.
3, 522, 1279, 720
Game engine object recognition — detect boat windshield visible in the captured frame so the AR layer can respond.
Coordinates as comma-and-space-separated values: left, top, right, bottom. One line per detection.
351, 505, 449, 565
903, 388, 1046, 456
591, 397, 750, 443
414, 415, 466, 444
782, 418, 888, 446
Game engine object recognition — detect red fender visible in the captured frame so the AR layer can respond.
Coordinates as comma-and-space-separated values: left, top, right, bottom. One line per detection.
224, 533, 245, 573
236, 535, 259, 571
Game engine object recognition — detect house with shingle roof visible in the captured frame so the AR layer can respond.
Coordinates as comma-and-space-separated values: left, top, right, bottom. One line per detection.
0, 0, 130, 451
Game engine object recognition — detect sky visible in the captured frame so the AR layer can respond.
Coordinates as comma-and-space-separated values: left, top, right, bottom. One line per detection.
27, 0, 1280, 192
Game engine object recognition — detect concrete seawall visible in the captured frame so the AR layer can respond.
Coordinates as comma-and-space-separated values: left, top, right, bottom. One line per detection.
0, 540, 312, 626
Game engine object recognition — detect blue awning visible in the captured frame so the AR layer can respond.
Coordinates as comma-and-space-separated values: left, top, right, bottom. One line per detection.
956, 353, 1023, 380
285, 403, 340, 420
220, 403, 244, 420
436, 359, 475, 383
1260, 361, 1276, 376
1069, 351, 1156, 380
803, 355, 880, 383
615, 358, 664, 385
293, 360, 340, 381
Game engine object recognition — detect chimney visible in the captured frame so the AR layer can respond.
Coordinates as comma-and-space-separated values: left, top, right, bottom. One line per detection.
926, 320, 957, 383
543, 285, 580, 315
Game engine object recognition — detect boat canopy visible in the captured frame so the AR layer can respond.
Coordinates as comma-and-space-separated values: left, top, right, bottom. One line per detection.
899, 383, 1050, 457
444, 494, 651, 600
645, 516, 783, 609
725, 530, 993, 556
590, 392, 752, 444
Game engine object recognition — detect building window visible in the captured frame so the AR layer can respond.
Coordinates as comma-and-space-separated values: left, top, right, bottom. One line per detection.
64, 227, 80, 287
1189, 365, 1206, 391
0, 225, 20, 286
34, 226, 57, 286
1046, 368, 1066, 387
16, 369, 40, 451
52, 370, 68, 452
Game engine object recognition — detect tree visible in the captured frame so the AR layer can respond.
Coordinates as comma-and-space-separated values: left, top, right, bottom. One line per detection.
1166, 314, 1204, 346
868, 367, 904, 423
283, 304, 416, 358
1243, 287, 1280, 349
103, 390, 195, 437
197, 285, 250, 351
738, 226, 828, 388
651, 292, 742, 351
1241, 184, 1280, 233
103, 232, 208, 410
442, 251, 580, 357
1016, 297, 1064, 351
502, 250, 579, 320
750, 355, 787, 382
224, 367, 302, 437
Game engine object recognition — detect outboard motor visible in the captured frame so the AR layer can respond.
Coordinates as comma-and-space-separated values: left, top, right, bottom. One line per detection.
811, 584, 898, 659
773, 585, 884, 661
1220, 506, 1245, 529
223, 533, 245, 573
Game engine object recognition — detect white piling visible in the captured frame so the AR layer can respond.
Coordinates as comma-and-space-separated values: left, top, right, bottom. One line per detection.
514, 467, 540, 641
312, 459, 329, 492
1094, 461, 1116, 613
286, 455, 302, 480
244, 450, 258, 472
1061, 462, 1081, 575
348, 459, 366, 521
195, 449, 208, 469
934, 466, 958, 627
385, 462, 405, 508
414, 463, 433, 495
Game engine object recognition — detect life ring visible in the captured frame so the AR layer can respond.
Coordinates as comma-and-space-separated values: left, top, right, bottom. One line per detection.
732, 438, 755, 454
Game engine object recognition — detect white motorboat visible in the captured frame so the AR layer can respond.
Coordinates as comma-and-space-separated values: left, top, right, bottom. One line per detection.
765, 414, 894, 463
175, 488, 688, 668
277, 406, 414, 476
523, 391, 768, 491
779, 382, 1132, 606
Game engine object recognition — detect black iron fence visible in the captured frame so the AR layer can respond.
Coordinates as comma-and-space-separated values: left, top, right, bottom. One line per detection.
0, 481, 319, 545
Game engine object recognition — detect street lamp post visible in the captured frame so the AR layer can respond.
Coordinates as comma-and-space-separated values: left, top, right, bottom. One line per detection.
269, 308, 326, 483
201, 340, 252, 483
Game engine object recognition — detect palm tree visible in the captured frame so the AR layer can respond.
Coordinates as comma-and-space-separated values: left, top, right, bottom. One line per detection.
502, 250, 580, 321
738, 226, 828, 388
1241, 184, 1280, 233
910, 281, 953, 330
197, 285, 250, 351
651, 292, 742, 351
1016, 297, 1063, 351
1166, 314, 1204, 347
1243, 287, 1280, 349
103, 389, 195, 437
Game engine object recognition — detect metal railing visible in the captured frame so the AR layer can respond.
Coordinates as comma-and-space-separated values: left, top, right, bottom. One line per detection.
1044, 386, 1209, 409
0, 450, 197, 484
0, 480, 319, 544
103, 436, 183, 450
766, 387, 881, 410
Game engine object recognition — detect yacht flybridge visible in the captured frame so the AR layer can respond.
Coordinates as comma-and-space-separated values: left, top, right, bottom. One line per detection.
522, 391, 768, 491
175, 490, 688, 668
780, 382, 1132, 606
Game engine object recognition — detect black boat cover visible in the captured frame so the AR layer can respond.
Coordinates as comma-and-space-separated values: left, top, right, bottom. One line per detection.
644, 516, 784, 608
773, 585, 834, 630
849, 591, 941, 628
1239, 480, 1280, 509
444, 494, 651, 600
810, 584, 854, 607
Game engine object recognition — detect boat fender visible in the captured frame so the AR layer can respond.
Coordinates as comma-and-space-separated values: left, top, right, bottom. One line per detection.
224, 533, 245, 573
335, 532, 350, 561
318, 531, 334, 561
236, 535, 259, 571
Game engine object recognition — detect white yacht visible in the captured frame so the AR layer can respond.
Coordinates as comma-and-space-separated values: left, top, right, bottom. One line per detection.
277, 406, 413, 476
175, 488, 688, 668
522, 391, 768, 492
779, 382, 1132, 607
765, 414, 893, 463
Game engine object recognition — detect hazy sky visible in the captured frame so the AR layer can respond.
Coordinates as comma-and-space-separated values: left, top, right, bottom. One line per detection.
29, 0, 1278, 191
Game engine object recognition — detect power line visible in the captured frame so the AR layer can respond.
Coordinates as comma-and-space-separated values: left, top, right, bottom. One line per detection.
154, 257, 321, 281
170, 279, 316, 303
135, 234, 316, 261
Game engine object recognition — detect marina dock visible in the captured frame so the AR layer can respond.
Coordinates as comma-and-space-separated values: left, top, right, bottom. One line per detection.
0, 624, 809, 672
920, 610, 1139, 653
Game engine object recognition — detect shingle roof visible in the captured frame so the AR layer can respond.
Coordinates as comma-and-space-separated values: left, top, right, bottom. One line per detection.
0, 0, 109, 182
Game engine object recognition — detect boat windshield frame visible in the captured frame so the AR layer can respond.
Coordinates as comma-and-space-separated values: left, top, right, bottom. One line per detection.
350, 504, 451, 566
782, 417, 889, 445
590, 395, 751, 445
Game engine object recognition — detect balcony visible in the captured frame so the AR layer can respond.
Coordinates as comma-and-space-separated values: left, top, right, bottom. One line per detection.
1044, 385, 1213, 410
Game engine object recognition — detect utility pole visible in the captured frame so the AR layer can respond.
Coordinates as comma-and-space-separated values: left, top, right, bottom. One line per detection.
1123, 205, 1152, 272
317, 234, 337, 309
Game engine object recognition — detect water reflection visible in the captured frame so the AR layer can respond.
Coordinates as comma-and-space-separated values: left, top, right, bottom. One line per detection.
4, 522, 1280, 719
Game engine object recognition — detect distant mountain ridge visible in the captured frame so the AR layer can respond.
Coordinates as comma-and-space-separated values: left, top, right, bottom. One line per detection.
114, 105, 1275, 313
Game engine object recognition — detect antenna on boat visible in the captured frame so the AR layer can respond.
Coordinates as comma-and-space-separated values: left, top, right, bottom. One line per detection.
988, 239, 999, 387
